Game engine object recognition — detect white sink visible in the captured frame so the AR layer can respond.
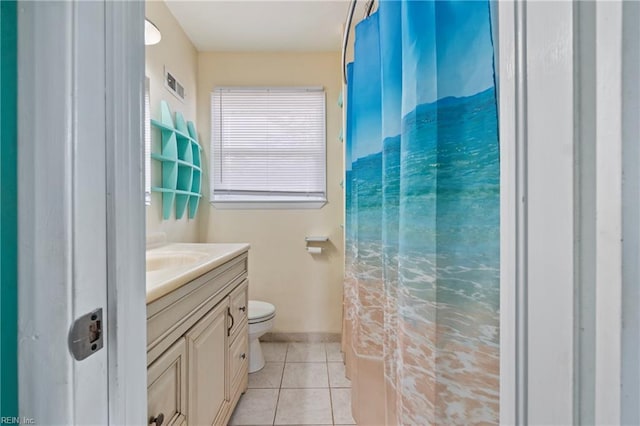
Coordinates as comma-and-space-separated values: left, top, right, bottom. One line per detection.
146, 251, 210, 272
145, 243, 250, 304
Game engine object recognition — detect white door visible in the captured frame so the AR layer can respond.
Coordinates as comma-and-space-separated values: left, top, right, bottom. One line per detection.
17, 1, 146, 424
497, 1, 640, 424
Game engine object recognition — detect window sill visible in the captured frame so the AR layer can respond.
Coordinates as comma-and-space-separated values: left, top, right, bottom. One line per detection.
210, 196, 327, 210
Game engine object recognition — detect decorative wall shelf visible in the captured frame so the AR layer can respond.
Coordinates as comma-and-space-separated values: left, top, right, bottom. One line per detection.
150, 101, 202, 220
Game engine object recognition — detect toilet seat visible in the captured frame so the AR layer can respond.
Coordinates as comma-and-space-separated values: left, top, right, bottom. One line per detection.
248, 300, 276, 324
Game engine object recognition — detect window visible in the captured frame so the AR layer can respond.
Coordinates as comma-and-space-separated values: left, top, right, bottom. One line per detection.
210, 87, 326, 208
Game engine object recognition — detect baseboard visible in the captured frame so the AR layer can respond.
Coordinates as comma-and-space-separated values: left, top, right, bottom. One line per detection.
261, 332, 341, 343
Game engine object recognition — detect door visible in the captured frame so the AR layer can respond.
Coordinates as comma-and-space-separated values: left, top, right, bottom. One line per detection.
497, 1, 640, 424
186, 300, 230, 425
18, 2, 109, 423
17, 1, 146, 424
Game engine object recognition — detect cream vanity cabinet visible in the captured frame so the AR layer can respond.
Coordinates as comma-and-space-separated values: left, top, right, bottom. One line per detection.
146, 252, 249, 426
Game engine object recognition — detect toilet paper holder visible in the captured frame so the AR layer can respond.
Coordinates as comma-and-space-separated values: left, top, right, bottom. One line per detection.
305, 236, 328, 254
305, 236, 329, 242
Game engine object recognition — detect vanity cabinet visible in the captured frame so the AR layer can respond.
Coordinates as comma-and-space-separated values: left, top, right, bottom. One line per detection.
146, 252, 249, 426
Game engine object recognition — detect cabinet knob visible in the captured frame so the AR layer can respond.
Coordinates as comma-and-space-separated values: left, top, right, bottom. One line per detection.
239, 306, 246, 312
150, 413, 164, 426
240, 353, 246, 360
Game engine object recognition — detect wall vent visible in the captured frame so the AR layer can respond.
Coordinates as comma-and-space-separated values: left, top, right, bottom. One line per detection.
164, 67, 185, 102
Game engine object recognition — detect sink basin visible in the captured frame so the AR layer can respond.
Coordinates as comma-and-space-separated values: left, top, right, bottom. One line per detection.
145, 242, 250, 304
146, 251, 210, 272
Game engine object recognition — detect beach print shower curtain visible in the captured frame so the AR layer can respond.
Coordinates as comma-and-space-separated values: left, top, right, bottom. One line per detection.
343, 1, 499, 424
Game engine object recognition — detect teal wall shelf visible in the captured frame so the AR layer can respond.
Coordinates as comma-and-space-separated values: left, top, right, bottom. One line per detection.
150, 101, 202, 220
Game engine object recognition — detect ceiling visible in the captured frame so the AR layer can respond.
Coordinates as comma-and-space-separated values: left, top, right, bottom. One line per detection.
164, 0, 370, 52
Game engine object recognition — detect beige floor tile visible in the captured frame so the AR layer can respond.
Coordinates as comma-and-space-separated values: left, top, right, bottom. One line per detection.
281, 362, 329, 388
261, 342, 288, 362
331, 388, 356, 425
274, 388, 333, 425
327, 362, 351, 388
286, 343, 326, 362
326, 342, 344, 362
229, 388, 279, 425
249, 362, 285, 389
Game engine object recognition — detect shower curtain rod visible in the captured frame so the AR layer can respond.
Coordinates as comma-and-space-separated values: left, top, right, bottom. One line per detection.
364, 0, 375, 18
341, 0, 357, 84
341, 0, 376, 84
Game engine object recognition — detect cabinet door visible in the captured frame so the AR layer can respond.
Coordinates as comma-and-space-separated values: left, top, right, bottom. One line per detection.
186, 300, 229, 426
148, 337, 187, 426
229, 280, 248, 339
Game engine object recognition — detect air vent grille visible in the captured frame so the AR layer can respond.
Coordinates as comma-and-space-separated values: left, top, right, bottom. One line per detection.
164, 67, 185, 102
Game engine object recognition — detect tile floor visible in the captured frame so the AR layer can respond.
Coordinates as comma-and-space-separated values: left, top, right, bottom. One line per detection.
229, 342, 356, 425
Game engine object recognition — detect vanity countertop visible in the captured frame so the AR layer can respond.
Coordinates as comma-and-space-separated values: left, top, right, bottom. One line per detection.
146, 243, 250, 304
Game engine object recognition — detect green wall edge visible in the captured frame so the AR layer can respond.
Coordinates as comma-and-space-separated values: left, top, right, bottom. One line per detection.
1, 0, 19, 418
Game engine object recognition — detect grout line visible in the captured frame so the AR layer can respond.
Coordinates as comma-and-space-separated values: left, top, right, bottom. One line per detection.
326, 346, 336, 426
332, 389, 337, 423
272, 387, 281, 426
329, 387, 336, 426
271, 343, 288, 426
279, 386, 332, 389
280, 343, 288, 388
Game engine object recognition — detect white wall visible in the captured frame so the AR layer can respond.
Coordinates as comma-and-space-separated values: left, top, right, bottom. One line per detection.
197, 52, 344, 334
145, 0, 201, 243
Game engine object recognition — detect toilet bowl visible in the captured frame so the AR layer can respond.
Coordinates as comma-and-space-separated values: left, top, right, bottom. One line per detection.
247, 300, 276, 373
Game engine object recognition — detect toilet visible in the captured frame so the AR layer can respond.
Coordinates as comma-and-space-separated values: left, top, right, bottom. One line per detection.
247, 300, 276, 373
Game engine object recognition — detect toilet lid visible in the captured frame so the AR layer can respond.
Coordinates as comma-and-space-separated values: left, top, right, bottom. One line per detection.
248, 300, 276, 321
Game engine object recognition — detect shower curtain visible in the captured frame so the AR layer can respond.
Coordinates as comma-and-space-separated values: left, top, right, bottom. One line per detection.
343, 1, 499, 424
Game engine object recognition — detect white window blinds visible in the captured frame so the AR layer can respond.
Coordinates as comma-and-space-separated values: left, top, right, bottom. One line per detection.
210, 87, 326, 204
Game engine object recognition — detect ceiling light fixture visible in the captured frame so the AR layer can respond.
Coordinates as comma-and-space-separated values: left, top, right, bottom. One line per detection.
145, 19, 162, 46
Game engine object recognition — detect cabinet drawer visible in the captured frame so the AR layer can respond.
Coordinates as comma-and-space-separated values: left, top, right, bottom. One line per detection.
148, 337, 187, 426
229, 324, 248, 387
229, 280, 248, 338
